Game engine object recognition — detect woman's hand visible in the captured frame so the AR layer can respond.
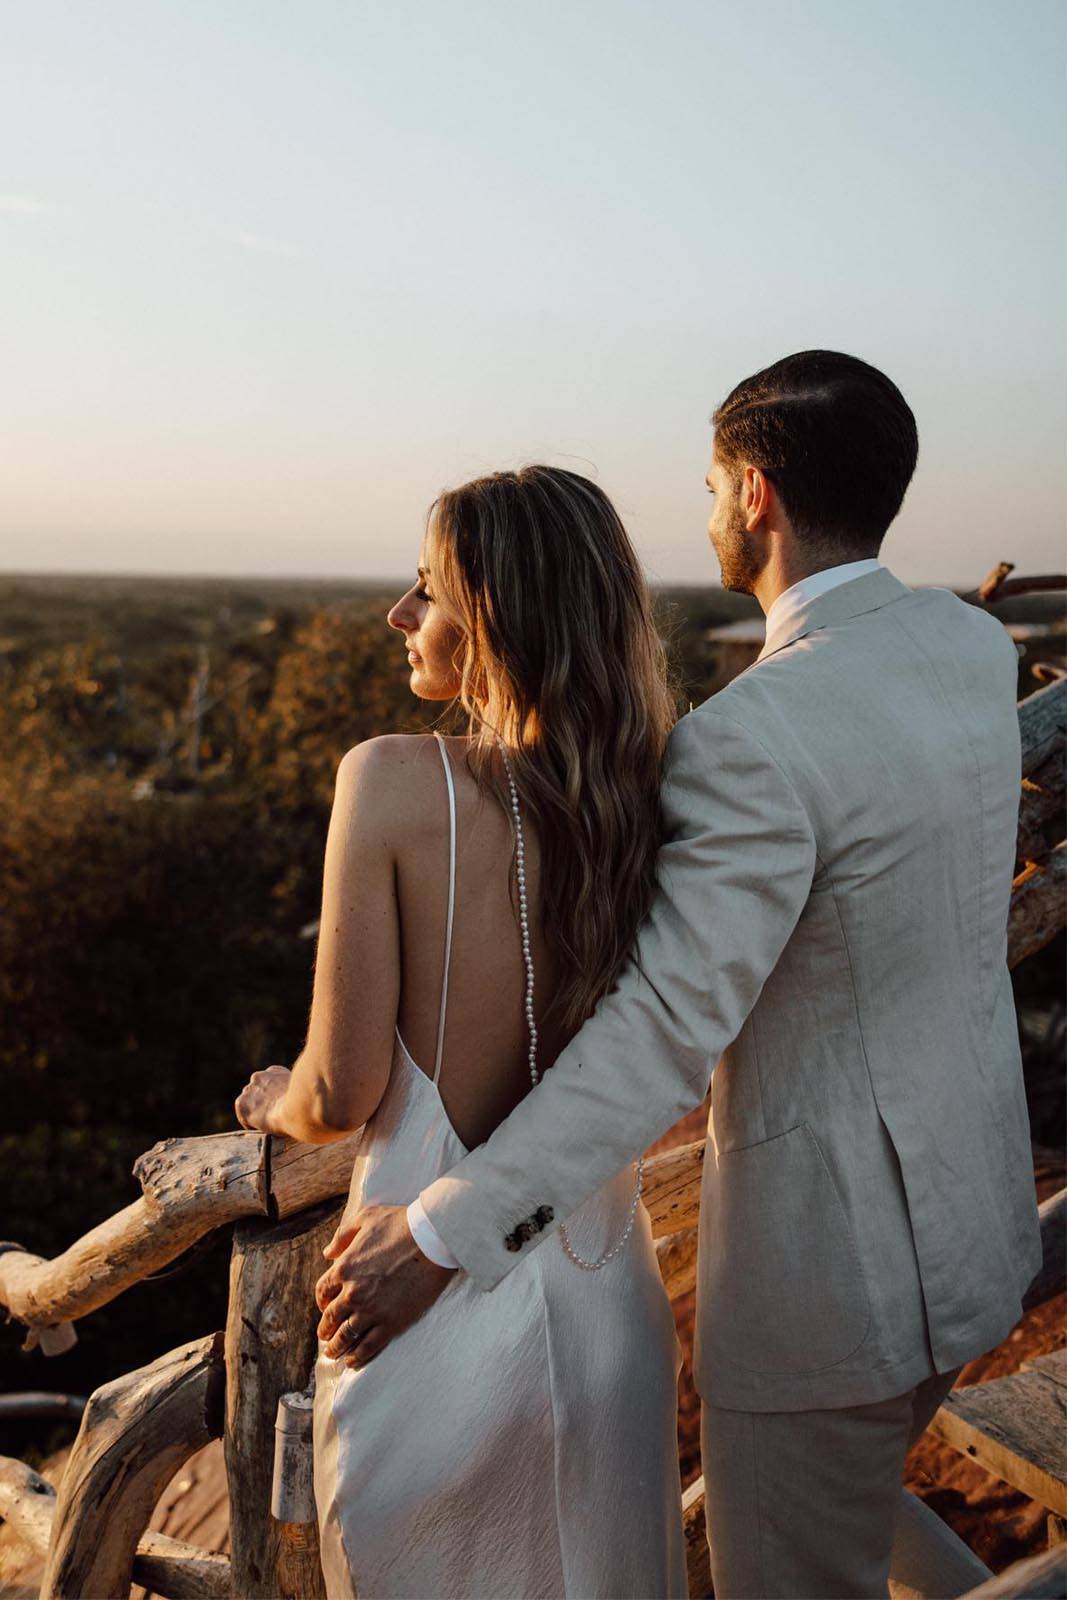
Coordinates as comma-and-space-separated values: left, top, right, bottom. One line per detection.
234, 1065, 292, 1133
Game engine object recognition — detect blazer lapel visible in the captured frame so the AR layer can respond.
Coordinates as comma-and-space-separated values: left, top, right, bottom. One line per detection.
757, 568, 913, 663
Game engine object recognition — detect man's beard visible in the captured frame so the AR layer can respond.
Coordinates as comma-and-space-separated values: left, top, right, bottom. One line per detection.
715, 502, 764, 594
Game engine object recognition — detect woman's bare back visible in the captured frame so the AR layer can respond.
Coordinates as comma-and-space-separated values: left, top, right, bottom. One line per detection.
390, 732, 569, 1150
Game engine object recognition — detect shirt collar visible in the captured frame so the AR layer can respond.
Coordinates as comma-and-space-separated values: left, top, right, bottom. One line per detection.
764, 559, 884, 641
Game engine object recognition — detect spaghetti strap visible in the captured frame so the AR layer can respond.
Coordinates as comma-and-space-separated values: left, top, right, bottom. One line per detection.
431, 733, 457, 1087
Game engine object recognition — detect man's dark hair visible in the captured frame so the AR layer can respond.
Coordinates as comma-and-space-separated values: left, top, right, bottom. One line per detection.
712, 350, 918, 554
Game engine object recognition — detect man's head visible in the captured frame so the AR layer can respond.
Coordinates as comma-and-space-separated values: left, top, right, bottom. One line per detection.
706, 350, 918, 594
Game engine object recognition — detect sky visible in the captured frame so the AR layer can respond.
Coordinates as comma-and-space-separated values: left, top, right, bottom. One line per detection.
1, 0, 1063, 587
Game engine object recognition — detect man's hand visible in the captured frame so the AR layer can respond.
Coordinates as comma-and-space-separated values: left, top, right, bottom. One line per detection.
314, 1204, 455, 1368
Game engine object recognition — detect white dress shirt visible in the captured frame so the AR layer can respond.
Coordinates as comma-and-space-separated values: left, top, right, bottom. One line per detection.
406, 557, 886, 1269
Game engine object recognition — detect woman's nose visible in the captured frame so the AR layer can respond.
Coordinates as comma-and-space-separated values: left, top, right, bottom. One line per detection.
387, 596, 411, 631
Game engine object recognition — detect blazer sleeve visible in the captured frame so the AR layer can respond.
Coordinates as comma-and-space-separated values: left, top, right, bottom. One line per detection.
418, 702, 819, 1290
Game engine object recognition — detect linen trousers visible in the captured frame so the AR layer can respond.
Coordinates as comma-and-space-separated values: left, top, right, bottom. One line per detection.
699, 1364, 990, 1599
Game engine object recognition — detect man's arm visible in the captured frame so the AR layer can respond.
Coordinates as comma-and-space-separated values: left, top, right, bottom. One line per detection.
418, 702, 819, 1290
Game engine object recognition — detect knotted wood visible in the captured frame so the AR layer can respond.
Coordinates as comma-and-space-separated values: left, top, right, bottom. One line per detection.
224, 1199, 340, 1599
39, 1331, 226, 1599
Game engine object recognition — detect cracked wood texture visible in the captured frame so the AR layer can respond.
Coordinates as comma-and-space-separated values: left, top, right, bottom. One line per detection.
39, 1331, 225, 1599
224, 1200, 340, 1600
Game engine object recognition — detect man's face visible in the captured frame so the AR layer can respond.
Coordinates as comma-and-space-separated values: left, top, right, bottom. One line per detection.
706, 442, 763, 595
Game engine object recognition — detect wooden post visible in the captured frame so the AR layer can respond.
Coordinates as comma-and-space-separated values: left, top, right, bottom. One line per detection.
224, 1196, 341, 1600
39, 1331, 226, 1599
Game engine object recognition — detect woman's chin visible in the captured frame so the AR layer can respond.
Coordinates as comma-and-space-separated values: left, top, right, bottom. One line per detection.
409, 668, 444, 702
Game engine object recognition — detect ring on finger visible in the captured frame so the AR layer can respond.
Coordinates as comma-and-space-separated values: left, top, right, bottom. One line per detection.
337, 1314, 366, 1357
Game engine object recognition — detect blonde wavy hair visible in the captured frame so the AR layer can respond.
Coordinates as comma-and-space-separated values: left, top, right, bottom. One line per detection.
430, 465, 676, 1034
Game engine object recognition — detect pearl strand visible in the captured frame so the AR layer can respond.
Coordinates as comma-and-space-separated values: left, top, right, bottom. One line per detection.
497, 738, 644, 1272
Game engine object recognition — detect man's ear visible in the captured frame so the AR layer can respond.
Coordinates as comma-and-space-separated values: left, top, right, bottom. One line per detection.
742, 465, 773, 530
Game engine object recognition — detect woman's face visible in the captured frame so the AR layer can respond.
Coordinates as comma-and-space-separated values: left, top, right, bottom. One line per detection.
386, 529, 465, 702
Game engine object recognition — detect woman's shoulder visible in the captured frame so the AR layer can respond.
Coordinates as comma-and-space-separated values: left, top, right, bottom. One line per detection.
335, 733, 476, 833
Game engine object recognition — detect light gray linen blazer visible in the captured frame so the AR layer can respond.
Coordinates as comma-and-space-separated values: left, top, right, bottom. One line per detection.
419, 568, 1043, 1412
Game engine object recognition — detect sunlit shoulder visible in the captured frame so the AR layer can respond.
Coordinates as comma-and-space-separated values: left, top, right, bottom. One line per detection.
333, 732, 457, 840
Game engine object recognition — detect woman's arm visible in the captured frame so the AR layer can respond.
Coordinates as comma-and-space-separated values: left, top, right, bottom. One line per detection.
234, 738, 402, 1144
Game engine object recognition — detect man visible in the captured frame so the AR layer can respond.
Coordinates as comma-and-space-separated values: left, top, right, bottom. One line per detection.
317, 351, 1041, 1597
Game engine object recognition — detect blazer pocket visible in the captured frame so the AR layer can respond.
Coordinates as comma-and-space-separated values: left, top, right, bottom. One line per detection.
705, 1122, 871, 1375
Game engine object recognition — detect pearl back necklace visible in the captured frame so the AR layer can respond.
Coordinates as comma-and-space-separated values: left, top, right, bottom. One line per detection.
497, 738, 644, 1272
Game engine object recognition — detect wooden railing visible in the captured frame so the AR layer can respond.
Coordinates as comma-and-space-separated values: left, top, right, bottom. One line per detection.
1, 675, 1064, 1599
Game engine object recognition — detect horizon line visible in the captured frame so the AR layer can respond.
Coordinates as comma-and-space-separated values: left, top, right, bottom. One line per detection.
0, 566, 979, 594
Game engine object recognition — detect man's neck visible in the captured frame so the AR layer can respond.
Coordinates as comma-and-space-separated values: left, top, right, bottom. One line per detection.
752, 548, 880, 615
752, 554, 830, 616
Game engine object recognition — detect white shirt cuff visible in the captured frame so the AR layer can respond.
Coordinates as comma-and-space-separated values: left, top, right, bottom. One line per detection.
406, 1196, 461, 1270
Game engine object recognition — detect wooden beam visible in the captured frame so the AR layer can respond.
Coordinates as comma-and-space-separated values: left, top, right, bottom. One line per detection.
930, 1366, 1067, 1517
40, 1332, 226, 1600
224, 1200, 338, 1600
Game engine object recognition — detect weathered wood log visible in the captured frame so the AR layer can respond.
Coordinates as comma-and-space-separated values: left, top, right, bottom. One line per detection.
656, 1225, 699, 1300
1023, 1188, 1067, 1312
225, 1200, 340, 1600
1019, 678, 1067, 781
975, 562, 1067, 605
0, 1455, 54, 1554
959, 1541, 1067, 1598
1009, 845, 1067, 968
682, 1475, 712, 1599
1017, 752, 1066, 866
39, 1331, 226, 1600
977, 562, 1017, 604
0, 1455, 230, 1599
645, 1141, 704, 1238
126, 1531, 231, 1600
0, 1129, 361, 1333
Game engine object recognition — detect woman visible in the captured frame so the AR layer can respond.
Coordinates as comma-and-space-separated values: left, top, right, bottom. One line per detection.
234, 466, 687, 1599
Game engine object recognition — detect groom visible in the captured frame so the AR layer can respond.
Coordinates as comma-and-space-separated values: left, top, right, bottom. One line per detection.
319, 351, 1042, 1597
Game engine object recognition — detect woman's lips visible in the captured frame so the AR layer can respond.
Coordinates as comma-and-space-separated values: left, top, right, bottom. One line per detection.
407, 648, 421, 664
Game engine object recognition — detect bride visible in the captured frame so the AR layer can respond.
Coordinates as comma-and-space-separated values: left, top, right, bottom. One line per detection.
234, 465, 687, 1599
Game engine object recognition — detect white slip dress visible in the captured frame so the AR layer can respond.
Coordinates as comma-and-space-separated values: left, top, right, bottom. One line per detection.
312, 733, 687, 1600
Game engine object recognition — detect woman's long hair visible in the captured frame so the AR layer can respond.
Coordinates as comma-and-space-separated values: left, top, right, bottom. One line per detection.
431, 465, 677, 1034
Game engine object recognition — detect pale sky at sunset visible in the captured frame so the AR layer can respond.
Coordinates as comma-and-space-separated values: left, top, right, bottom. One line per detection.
2, 1, 1063, 587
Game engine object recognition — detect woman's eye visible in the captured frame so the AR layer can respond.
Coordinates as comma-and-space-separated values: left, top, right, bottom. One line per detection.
415, 586, 432, 602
